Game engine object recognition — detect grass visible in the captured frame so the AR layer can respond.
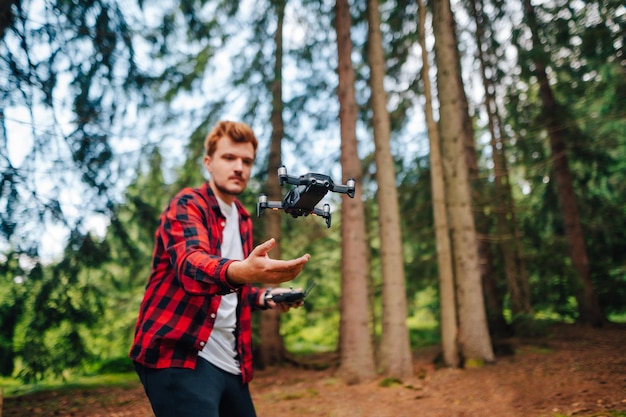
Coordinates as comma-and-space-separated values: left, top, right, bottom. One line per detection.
0, 372, 139, 398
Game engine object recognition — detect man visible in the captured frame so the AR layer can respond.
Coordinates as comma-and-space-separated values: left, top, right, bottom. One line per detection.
130, 120, 311, 417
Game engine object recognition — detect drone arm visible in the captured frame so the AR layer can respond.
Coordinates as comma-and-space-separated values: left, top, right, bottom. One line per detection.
278, 166, 309, 186
331, 178, 356, 198
262, 201, 283, 210
311, 204, 332, 228
282, 174, 311, 186
257, 194, 284, 217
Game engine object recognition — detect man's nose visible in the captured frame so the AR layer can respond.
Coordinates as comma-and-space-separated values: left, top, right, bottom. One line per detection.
233, 158, 243, 171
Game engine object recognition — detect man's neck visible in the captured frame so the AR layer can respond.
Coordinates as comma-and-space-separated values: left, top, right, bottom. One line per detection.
209, 181, 235, 205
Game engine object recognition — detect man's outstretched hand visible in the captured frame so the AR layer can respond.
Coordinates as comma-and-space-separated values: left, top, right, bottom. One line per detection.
226, 238, 310, 285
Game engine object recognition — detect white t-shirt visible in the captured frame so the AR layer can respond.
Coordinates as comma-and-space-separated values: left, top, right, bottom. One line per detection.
198, 198, 244, 375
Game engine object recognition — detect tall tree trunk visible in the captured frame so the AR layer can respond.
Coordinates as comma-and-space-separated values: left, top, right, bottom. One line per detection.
417, 0, 459, 368
446, 3, 506, 338
366, 0, 413, 379
522, 0, 604, 326
493, 101, 532, 321
432, 0, 494, 364
469, 0, 532, 322
335, 0, 377, 384
460, 73, 506, 337
259, 0, 287, 367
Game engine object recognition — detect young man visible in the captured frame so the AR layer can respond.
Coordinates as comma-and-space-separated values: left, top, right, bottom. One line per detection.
130, 120, 311, 417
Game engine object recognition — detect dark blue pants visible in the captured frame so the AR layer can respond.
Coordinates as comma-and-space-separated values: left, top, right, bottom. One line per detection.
134, 359, 257, 417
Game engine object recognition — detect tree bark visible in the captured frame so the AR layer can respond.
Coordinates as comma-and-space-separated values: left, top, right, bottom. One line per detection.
335, 0, 377, 384
366, 0, 413, 379
460, 72, 506, 336
416, 0, 459, 368
469, 0, 532, 323
432, 0, 494, 364
259, 0, 287, 367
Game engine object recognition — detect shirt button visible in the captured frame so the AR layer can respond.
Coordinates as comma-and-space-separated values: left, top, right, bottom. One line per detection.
221, 221, 226, 227
199, 341, 205, 347
210, 313, 216, 319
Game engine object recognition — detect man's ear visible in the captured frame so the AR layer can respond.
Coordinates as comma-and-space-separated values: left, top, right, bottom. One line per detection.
203, 155, 212, 174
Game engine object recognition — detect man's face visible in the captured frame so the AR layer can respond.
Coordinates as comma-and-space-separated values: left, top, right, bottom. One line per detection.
203, 136, 255, 203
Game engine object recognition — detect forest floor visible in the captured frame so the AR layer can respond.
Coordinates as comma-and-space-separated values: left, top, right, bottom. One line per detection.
3, 322, 626, 417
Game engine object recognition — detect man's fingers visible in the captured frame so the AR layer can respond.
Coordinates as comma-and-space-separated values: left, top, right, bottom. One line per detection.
254, 238, 275, 256
272, 254, 310, 270
270, 256, 310, 282
244, 242, 310, 284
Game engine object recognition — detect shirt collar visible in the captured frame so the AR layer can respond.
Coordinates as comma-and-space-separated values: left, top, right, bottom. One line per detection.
203, 182, 250, 220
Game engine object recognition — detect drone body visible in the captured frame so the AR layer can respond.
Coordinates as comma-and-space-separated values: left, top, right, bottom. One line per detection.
257, 166, 355, 227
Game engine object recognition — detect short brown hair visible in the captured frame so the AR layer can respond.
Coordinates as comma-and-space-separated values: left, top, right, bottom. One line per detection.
204, 121, 258, 157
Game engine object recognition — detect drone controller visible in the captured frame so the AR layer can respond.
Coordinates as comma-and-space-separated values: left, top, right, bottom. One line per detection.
266, 281, 317, 304
257, 166, 356, 227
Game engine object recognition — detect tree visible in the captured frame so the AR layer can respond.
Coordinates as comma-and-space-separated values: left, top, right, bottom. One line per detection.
335, 0, 377, 383
93, 148, 170, 363
467, 0, 532, 323
258, 0, 288, 368
432, 0, 494, 365
1, 0, 150, 256
0, 251, 27, 376
521, 0, 603, 326
416, 0, 459, 368
15, 233, 105, 381
366, 0, 413, 379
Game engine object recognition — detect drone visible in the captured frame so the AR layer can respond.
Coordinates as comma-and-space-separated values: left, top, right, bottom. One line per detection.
257, 166, 356, 228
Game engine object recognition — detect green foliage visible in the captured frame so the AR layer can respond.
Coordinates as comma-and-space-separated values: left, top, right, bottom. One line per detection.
408, 326, 440, 349
278, 214, 344, 353
93, 357, 136, 374
1, 372, 139, 398
506, 0, 626, 321
9, 234, 106, 382
510, 316, 552, 339
607, 311, 626, 324
0, 252, 28, 376
551, 412, 626, 417
82, 150, 173, 365
406, 288, 440, 348
379, 377, 402, 387
1, 0, 154, 254
397, 153, 439, 298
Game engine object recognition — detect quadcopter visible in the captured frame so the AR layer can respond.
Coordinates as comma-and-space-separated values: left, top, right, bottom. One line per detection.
257, 166, 356, 228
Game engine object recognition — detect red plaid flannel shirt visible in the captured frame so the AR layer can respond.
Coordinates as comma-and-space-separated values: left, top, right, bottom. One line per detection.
129, 182, 264, 383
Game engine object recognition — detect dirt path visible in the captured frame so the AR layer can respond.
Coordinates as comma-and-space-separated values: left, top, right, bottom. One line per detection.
4, 323, 626, 417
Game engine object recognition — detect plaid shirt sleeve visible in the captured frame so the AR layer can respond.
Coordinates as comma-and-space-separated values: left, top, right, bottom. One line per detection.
165, 190, 242, 295
130, 183, 264, 383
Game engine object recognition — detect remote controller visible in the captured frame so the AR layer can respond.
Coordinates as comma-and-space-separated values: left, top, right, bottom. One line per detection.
267, 281, 316, 304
